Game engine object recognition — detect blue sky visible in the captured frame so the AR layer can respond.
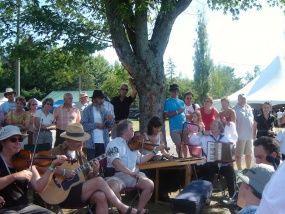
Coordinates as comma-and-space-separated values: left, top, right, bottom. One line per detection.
97, 0, 285, 80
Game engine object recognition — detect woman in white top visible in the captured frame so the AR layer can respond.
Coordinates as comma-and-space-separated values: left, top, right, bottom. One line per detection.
33, 98, 56, 148
142, 116, 171, 159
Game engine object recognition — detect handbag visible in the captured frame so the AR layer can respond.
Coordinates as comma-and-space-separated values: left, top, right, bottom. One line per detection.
188, 145, 202, 157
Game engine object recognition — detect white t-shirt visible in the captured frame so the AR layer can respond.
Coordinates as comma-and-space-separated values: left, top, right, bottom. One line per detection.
276, 129, 285, 155
92, 107, 104, 144
185, 103, 200, 113
34, 110, 55, 128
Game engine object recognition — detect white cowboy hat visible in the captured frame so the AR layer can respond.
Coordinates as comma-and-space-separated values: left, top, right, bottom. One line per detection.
60, 123, 90, 142
0, 125, 28, 141
4, 88, 16, 98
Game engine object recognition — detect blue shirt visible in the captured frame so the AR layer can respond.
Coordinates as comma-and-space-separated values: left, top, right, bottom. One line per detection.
164, 98, 186, 132
0, 102, 16, 114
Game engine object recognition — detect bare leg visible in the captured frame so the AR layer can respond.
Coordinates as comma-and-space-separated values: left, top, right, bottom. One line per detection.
136, 177, 154, 211
107, 179, 122, 200
82, 177, 137, 214
89, 191, 108, 214
245, 155, 252, 169
182, 145, 190, 158
235, 155, 242, 170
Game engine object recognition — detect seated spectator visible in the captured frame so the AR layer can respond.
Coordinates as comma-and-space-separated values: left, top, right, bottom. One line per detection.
237, 164, 275, 213
255, 159, 285, 213
253, 136, 282, 166
6, 96, 30, 134
193, 120, 236, 197
33, 98, 56, 147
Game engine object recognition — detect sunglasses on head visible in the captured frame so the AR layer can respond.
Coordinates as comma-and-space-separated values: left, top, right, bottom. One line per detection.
9, 137, 24, 143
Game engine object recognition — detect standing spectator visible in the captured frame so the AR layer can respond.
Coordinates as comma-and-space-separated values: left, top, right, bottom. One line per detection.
74, 91, 90, 113
219, 97, 236, 126
33, 98, 56, 148
233, 93, 254, 170
253, 101, 276, 139
184, 91, 200, 122
81, 90, 114, 160
0, 88, 16, 117
6, 96, 30, 134
111, 80, 137, 139
275, 129, 285, 160
27, 99, 38, 144
53, 93, 81, 147
164, 83, 189, 158
200, 95, 219, 132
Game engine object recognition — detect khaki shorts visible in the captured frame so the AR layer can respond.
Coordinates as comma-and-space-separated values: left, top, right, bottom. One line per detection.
105, 172, 146, 188
235, 139, 253, 156
170, 129, 188, 145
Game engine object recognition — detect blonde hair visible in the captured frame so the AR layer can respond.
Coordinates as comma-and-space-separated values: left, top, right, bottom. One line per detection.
192, 110, 203, 126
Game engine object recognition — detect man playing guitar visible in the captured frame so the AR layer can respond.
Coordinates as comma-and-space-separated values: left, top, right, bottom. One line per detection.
41, 123, 139, 214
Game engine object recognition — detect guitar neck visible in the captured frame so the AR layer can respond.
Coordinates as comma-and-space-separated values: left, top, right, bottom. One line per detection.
74, 153, 106, 174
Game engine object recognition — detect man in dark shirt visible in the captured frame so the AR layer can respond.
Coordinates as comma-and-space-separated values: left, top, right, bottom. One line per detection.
111, 80, 137, 138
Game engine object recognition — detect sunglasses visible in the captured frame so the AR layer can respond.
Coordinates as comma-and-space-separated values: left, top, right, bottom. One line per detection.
9, 137, 24, 143
6, 93, 14, 96
46, 103, 53, 106
121, 88, 128, 91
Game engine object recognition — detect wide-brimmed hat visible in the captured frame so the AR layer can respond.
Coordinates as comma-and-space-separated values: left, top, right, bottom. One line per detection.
79, 92, 88, 98
236, 164, 274, 197
91, 90, 105, 99
4, 88, 16, 98
60, 123, 90, 142
169, 84, 179, 91
0, 125, 28, 141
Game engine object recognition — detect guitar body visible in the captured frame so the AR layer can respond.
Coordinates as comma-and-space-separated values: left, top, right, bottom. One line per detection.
39, 162, 85, 205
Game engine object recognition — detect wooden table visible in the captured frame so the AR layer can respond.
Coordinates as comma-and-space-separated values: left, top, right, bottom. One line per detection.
138, 157, 205, 204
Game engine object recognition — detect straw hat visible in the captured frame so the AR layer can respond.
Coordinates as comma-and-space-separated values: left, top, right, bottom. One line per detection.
4, 88, 16, 98
0, 125, 28, 141
60, 123, 90, 142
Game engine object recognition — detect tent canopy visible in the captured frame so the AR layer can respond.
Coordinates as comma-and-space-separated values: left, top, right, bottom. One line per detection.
213, 56, 285, 110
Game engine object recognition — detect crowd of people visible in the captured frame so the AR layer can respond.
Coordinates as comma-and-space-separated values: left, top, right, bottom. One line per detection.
0, 83, 285, 214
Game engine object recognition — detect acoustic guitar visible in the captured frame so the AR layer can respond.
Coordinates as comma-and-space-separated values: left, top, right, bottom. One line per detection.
39, 152, 112, 205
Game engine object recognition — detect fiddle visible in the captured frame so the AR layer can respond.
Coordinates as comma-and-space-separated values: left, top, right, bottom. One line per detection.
143, 140, 160, 151
13, 150, 77, 171
128, 136, 143, 151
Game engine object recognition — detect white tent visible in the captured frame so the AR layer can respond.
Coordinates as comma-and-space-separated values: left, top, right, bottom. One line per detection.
213, 56, 285, 110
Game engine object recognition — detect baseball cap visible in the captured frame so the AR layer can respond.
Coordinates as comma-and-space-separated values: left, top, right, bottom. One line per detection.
237, 164, 274, 197
238, 93, 246, 99
79, 92, 88, 98
169, 84, 179, 91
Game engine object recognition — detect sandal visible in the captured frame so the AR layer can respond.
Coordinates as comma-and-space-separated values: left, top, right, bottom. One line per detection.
137, 209, 149, 214
126, 206, 135, 214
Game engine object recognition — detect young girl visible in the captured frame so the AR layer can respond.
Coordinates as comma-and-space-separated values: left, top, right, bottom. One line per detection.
187, 111, 205, 156
187, 111, 205, 139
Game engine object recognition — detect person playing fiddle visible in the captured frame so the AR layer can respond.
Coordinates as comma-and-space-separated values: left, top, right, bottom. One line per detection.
0, 125, 67, 213
142, 116, 172, 160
